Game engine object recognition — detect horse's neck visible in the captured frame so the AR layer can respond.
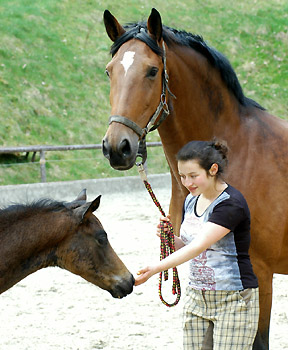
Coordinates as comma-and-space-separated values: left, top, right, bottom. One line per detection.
0, 210, 70, 294
168, 47, 241, 137
158, 45, 246, 228
160, 45, 247, 159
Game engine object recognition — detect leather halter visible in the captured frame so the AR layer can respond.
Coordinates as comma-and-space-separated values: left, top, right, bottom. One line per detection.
108, 41, 176, 141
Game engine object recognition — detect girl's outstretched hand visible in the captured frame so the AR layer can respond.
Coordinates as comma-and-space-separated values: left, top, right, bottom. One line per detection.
135, 266, 156, 286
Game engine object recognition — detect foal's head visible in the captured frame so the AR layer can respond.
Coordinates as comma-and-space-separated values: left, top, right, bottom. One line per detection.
58, 193, 134, 298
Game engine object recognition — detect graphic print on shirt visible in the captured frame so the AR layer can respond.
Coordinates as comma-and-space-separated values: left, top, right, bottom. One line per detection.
180, 189, 254, 291
180, 213, 216, 290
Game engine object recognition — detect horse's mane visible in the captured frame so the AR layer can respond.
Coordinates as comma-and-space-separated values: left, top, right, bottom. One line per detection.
0, 199, 66, 228
111, 22, 264, 110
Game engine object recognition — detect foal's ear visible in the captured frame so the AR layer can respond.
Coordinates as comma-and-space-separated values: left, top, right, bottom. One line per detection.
64, 189, 87, 210
104, 10, 126, 42
147, 8, 163, 43
75, 189, 87, 202
86, 195, 101, 214
75, 195, 102, 223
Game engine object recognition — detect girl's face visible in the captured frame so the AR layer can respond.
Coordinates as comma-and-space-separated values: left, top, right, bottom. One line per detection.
178, 159, 216, 196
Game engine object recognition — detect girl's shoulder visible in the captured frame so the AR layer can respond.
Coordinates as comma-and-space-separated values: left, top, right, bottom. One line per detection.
223, 184, 248, 207
184, 193, 198, 212
213, 184, 250, 220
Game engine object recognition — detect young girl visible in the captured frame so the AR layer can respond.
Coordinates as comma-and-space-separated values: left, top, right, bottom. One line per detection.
135, 140, 259, 350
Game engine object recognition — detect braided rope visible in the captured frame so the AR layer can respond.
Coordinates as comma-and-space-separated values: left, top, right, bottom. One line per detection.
143, 180, 181, 307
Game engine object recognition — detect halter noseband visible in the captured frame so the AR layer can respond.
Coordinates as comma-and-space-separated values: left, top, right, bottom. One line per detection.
108, 42, 176, 141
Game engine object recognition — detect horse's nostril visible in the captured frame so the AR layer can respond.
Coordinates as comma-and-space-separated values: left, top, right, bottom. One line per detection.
102, 136, 136, 169
119, 139, 131, 158
102, 139, 110, 159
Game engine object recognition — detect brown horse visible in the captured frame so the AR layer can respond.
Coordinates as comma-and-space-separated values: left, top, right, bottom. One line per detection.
0, 189, 134, 298
102, 8, 288, 349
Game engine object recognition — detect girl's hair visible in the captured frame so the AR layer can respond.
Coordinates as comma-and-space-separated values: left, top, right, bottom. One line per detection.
176, 139, 229, 178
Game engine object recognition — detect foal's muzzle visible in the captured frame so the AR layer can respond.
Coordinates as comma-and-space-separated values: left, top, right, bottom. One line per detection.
109, 274, 135, 298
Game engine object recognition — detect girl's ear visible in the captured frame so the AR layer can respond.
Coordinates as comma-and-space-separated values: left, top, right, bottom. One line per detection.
209, 163, 219, 176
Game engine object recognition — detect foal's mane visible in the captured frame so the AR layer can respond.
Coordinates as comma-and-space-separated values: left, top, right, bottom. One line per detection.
111, 22, 264, 110
0, 199, 66, 228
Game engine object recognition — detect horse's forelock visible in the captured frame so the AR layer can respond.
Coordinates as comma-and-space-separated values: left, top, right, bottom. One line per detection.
110, 22, 163, 57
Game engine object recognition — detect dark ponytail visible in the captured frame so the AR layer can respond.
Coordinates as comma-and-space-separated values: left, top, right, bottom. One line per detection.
176, 139, 229, 178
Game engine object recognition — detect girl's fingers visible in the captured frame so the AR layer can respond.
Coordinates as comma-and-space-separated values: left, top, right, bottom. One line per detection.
135, 267, 151, 286
157, 216, 170, 236
160, 215, 170, 222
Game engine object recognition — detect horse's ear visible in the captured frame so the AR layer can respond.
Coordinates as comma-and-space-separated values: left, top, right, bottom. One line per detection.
74, 195, 102, 223
64, 189, 87, 210
147, 8, 163, 43
75, 189, 87, 202
104, 10, 126, 42
85, 195, 101, 214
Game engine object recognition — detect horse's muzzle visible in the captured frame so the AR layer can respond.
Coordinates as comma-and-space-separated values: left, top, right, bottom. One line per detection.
109, 274, 135, 299
102, 137, 137, 170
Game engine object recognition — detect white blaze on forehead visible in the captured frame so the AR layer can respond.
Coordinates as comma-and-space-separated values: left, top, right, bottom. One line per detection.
120, 51, 135, 76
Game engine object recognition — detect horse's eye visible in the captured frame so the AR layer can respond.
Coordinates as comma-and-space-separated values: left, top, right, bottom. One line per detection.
97, 238, 105, 246
96, 232, 108, 246
105, 69, 110, 78
147, 67, 159, 79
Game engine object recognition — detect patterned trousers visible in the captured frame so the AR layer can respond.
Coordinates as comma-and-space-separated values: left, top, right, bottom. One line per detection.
182, 287, 259, 350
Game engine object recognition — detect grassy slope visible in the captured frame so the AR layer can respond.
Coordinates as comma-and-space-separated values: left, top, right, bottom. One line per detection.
0, 0, 287, 184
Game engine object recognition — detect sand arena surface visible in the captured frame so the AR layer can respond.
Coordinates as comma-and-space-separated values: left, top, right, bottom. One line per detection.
0, 188, 287, 349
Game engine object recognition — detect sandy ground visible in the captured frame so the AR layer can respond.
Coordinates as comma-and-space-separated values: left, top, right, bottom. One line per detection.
0, 188, 287, 349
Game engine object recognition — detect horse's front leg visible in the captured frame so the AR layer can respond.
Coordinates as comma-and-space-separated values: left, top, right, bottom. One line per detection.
253, 263, 273, 350
168, 172, 186, 235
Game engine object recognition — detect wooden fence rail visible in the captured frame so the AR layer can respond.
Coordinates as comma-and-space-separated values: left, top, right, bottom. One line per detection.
0, 142, 162, 182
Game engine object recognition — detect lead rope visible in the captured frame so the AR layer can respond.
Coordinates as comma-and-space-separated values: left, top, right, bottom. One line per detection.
136, 163, 181, 307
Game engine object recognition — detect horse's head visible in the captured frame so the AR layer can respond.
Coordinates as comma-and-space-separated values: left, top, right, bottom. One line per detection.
102, 8, 168, 170
60, 194, 134, 298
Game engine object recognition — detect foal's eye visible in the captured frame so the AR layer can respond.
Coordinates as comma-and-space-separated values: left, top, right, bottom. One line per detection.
95, 231, 108, 246
105, 69, 110, 78
97, 237, 106, 246
147, 67, 159, 79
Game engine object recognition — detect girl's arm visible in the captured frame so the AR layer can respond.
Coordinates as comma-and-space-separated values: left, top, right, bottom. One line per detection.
174, 235, 186, 250
135, 222, 230, 286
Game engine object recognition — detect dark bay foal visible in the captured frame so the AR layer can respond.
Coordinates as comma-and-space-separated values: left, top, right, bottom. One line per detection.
0, 189, 134, 298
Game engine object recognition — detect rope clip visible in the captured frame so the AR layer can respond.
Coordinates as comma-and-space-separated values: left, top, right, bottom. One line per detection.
136, 161, 148, 182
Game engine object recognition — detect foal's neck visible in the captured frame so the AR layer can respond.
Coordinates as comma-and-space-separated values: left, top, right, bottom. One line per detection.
0, 210, 70, 294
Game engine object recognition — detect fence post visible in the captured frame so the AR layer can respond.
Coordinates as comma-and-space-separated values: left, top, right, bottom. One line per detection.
39, 150, 46, 182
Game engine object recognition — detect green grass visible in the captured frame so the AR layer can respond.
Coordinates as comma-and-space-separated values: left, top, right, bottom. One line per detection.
0, 0, 287, 185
